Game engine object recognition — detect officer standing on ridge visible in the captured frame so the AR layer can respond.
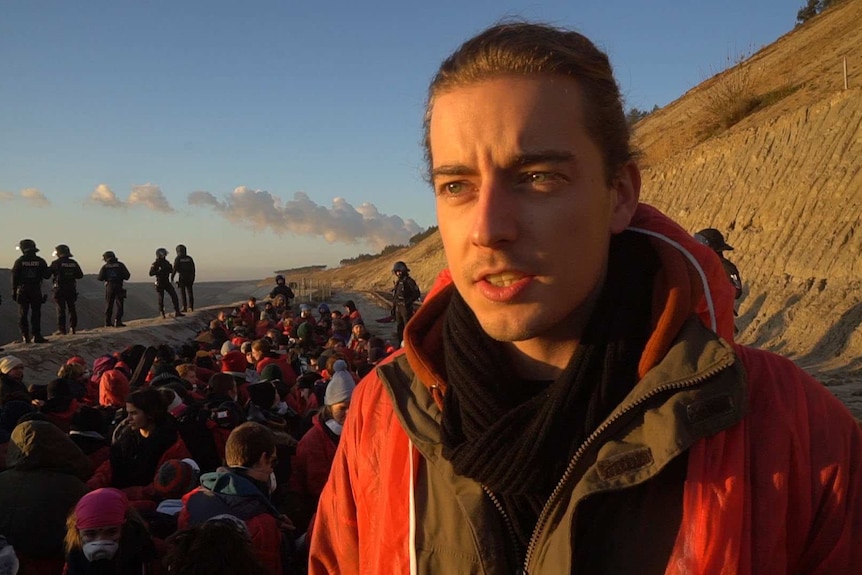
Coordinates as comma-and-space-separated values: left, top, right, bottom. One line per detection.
694, 228, 743, 302
49, 244, 84, 335
391, 260, 420, 345
150, 247, 184, 319
11, 239, 50, 343
98, 250, 130, 327
172, 244, 196, 312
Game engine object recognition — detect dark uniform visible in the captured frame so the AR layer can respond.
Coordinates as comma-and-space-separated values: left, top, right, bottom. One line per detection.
98, 251, 131, 327
391, 261, 421, 345
172, 244, 196, 312
11, 239, 51, 343
150, 248, 183, 318
268, 275, 295, 312
49, 245, 84, 334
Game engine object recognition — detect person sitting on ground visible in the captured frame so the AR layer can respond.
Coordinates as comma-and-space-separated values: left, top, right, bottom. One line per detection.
252, 339, 297, 389
63, 488, 159, 575
288, 360, 355, 534
165, 514, 269, 575
40, 377, 82, 433
179, 422, 296, 575
57, 358, 89, 402
0, 356, 30, 407
0, 420, 91, 575
342, 300, 361, 323
146, 457, 201, 539
88, 388, 191, 501
69, 405, 111, 472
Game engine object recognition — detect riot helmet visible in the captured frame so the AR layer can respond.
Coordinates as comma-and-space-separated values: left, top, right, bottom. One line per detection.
156, 248, 169, 259
102, 251, 116, 262
17, 239, 38, 254
176, 244, 187, 256
694, 228, 734, 252
275, 274, 285, 285
393, 261, 409, 275
53, 244, 72, 258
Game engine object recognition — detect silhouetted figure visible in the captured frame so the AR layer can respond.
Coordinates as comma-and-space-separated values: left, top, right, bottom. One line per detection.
49, 244, 84, 335
11, 239, 50, 343
694, 228, 743, 301
150, 248, 184, 319
98, 251, 131, 327
172, 244, 196, 312
391, 261, 420, 345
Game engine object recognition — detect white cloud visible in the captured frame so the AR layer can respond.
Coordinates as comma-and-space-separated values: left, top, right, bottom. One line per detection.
189, 186, 422, 249
20, 188, 51, 207
128, 183, 174, 213
89, 184, 124, 208
89, 182, 174, 212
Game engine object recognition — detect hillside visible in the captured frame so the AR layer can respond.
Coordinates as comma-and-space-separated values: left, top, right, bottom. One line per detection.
302, 1, 862, 417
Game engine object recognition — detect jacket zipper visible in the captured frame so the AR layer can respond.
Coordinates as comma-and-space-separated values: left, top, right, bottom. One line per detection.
521, 358, 734, 573
482, 485, 526, 575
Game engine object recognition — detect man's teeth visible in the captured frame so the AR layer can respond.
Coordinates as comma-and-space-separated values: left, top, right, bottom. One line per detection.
485, 273, 524, 287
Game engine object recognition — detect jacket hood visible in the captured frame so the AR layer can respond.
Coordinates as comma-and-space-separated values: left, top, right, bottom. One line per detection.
403, 202, 737, 407
6, 420, 93, 479
200, 467, 280, 515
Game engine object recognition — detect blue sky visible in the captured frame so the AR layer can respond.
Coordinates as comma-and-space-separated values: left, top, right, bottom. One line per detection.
1, 0, 796, 280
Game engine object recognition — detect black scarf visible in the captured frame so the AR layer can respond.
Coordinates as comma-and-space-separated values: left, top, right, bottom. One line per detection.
440, 232, 658, 552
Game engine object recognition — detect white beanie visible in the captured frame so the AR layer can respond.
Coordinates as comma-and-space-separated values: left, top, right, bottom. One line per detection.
0, 356, 23, 375
324, 371, 355, 406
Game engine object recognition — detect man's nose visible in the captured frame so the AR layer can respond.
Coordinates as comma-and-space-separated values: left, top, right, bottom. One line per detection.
470, 177, 518, 248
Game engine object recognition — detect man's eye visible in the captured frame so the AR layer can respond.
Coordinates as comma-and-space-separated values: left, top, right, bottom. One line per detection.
439, 181, 465, 195
524, 172, 557, 184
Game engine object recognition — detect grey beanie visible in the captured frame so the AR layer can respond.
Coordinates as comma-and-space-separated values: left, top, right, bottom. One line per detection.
220, 341, 237, 357
324, 371, 355, 406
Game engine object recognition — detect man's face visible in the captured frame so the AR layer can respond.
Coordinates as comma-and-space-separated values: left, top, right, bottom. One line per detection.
429, 75, 638, 351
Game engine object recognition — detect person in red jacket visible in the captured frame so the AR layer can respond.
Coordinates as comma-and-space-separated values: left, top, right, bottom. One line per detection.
88, 387, 190, 502
289, 360, 355, 533
309, 22, 862, 575
179, 422, 295, 575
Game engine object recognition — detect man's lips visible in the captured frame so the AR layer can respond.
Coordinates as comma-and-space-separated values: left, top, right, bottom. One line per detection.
475, 271, 534, 302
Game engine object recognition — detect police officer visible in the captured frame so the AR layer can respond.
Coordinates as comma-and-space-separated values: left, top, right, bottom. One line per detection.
11, 239, 51, 343
49, 244, 84, 335
391, 261, 421, 345
694, 228, 743, 301
150, 248, 184, 319
98, 250, 131, 327
268, 274, 295, 312
171, 244, 196, 312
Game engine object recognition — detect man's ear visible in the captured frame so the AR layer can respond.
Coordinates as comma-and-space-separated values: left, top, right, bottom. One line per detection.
609, 160, 641, 234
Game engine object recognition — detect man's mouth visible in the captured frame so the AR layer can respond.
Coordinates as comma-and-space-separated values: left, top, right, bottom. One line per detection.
484, 272, 527, 287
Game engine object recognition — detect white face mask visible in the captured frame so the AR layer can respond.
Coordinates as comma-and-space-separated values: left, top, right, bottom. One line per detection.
275, 401, 289, 415
82, 540, 119, 562
325, 418, 343, 436
268, 472, 277, 495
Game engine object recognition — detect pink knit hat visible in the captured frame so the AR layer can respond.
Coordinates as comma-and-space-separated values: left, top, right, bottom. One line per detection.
75, 488, 128, 529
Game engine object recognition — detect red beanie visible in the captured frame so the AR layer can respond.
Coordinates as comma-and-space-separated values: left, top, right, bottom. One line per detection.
75, 488, 128, 529
154, 459, 200, 499
221, 350, 247, 376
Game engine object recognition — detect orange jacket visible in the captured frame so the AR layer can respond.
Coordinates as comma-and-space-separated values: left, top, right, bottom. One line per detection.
309, 204, 862, 574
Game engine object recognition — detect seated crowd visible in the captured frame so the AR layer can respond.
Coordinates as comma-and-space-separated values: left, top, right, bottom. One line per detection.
0, 297, 396, 575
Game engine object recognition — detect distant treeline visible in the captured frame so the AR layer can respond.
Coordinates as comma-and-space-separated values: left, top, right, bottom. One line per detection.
339, 226, 439, 267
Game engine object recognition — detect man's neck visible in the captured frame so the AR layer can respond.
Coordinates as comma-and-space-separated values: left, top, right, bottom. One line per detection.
504, 339, 580, 380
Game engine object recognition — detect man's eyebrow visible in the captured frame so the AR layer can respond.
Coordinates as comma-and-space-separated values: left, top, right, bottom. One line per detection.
510, 151, 576, 168
430, 151, 576, 178
430, 164, 474, 178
